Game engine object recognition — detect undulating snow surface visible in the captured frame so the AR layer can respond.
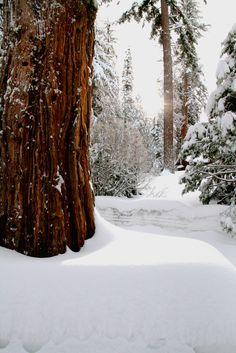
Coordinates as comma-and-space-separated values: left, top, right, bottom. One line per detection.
1, 171, 236, 353
97, 171, 236, 267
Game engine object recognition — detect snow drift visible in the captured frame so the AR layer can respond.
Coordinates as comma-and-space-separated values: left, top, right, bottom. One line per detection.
1, 210, 236, 353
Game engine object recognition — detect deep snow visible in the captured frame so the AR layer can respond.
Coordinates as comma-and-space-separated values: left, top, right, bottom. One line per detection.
1, 171, 236, 353
97, 171, 236, 267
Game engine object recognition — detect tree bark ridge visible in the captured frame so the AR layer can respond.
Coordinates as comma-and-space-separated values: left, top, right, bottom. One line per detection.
0, 0, 96, 257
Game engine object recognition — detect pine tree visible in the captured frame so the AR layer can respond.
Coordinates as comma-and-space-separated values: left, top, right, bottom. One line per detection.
91, 24, 151, 197
151, 116, 164, 172
161, 0, 174, 172
0, 0, 96, 257
91, 22, 122, 195
119, 0, 207, 172
180, 23, 236, 206
119, 0, 176, 172
173, 0, 208, 152
122, 48, 136, 125
121, 50, 148, 130
93, 22, 120, 121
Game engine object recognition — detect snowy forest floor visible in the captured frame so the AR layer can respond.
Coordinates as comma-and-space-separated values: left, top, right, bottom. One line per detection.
1, 171, 236, 353
97, 171, 236, 267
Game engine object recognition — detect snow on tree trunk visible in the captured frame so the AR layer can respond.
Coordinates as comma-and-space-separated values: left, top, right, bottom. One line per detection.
161, 0, 174, 172
0, 0, 96, 257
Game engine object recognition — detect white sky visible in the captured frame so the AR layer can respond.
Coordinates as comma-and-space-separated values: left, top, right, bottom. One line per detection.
98, 0, 236, 118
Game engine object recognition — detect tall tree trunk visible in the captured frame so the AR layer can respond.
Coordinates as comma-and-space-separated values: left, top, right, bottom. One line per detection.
181, 74, 188, 140
0, 0, 96, 257
161, 0, 174, 172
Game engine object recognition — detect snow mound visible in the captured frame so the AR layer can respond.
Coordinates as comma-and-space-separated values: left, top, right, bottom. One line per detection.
138, 171, 201, 204
0, 211, 236, 352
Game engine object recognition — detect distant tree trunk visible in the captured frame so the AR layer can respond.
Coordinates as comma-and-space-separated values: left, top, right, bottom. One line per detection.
0, 0, 96, 257
181, 74, 188, 140
161, 0, 174, 172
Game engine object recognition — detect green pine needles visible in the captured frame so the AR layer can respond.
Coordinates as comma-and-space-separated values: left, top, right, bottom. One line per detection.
180, 23, 236, 205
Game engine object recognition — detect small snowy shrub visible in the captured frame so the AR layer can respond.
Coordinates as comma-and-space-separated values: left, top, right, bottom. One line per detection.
91, 117, 150, 197
221, 204, 236, 236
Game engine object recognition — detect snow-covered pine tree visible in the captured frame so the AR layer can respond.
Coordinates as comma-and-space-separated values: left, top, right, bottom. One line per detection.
91, 22, 122, 195
92, 22, 120, 121
119, 0, 174, 172
180, 23, 236, 206
121, 49, 154, 187
122, 48, 136, 125
121, 49, 151, 131
121, 52, 149, 132
151, 116, 164, 172
173, 0, 208, 156
119, 0, 207, 172
133, 95, 157, 170
91, 23, 150, 197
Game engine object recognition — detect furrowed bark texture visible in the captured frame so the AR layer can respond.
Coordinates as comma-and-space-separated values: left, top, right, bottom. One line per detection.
0, 0, 96, 257
161, 0, 174, 172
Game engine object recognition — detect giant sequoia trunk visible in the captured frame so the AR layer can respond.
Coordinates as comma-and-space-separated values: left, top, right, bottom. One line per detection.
161, 0, 174, 172
0, 0, 96, 257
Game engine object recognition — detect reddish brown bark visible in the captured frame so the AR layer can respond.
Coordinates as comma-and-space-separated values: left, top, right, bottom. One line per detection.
161, 0, 174, 172
0, 0, 96, 257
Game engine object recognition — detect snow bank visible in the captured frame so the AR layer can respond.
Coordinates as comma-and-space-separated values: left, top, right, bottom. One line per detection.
1, 211, 236, 353
134, 170, 200, 204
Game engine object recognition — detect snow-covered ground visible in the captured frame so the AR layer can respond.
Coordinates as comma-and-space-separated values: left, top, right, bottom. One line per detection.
1, 171, 236, 353
96, 171, 236, 267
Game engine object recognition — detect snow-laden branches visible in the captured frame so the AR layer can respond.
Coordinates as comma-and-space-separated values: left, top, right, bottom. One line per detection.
180, 22, 236, 212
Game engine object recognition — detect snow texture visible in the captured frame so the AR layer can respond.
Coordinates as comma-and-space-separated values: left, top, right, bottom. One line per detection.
53, 166, 64, 194
1, 172, 236, 353
219, 111, 236, 136
216, 59, 230, 81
